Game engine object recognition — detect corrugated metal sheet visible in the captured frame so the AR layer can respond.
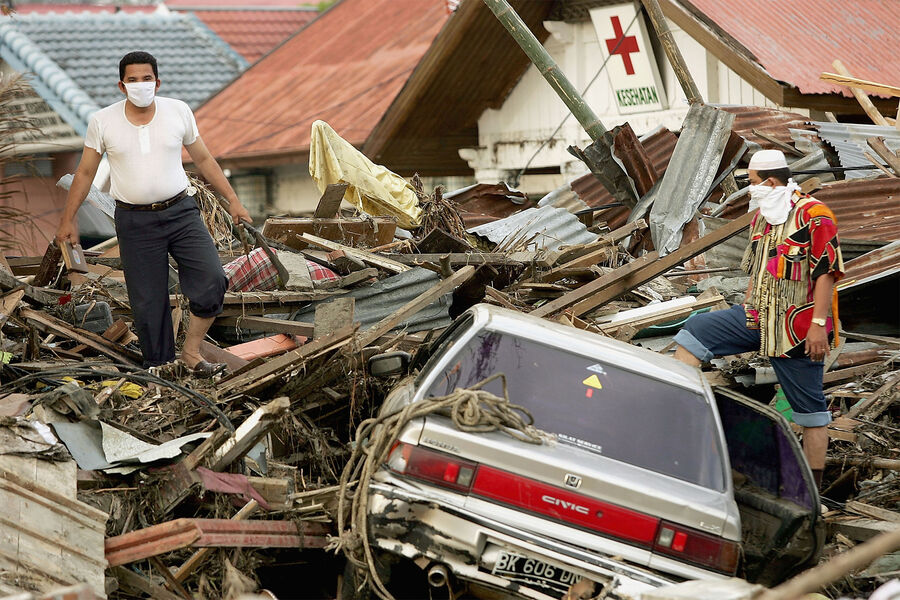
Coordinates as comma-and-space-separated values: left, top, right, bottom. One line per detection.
189, 9, 318, 64
570, 126, 679, 219
842, 240, 900, 289
813, 122, 900, 179
467, 205, 597, 252
720, 105, 816, 149
648, 104, 736, 254
291, 267, 452, 333
719, 177, 900, 242
684, 0, 900, 97
195, 0, 450, 162
444, 182, 529, 228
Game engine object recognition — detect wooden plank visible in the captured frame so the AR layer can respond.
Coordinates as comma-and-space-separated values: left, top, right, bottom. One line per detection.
823, 363, 886, 385
32, 243, 62, 287
840, 331, 900, 349
832, 60, 890, 126
19, 308, 141, 365
828, 518, 899, 544
867, 136, 900, 176
208, 398, 290, 471
356, 266, 475, 348
297, 233, 409, 274
599, 295, 725, 335
215, 315, 315, 338
531, 212, 753, 318
0, 289, 25, 330
217, 324, 358, 396
114, 566, 184, 600
752, 129, 804, 157
390, 253, 524, 267
819, 72, 900, 98
199, 340, 249, 373
845, 501, 900, 524
70, 318, 130, 355
0, 268, 59, 306
539, 246, 616, 283
313, 183, 349, 218
553, 219, 647, 265
846, 372, 900, 420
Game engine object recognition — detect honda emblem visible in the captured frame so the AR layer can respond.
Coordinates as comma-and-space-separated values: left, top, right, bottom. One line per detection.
564, 474, 582, 488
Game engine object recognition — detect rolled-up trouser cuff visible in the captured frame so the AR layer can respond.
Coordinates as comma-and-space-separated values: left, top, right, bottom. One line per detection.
791, 410, 832, 428
673, 329, 714, 363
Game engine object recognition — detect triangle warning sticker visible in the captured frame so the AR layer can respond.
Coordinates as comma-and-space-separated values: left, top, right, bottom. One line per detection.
582, 374, 603, 389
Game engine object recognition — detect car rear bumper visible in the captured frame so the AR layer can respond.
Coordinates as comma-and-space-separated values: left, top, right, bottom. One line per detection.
368, 481, 685, 599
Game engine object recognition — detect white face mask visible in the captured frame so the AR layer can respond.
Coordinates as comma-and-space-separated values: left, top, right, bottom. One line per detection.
123, 81, 156, 108
748, 179, 800, 225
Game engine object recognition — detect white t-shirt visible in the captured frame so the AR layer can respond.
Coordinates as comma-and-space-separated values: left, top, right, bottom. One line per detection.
84, 97, 199, 205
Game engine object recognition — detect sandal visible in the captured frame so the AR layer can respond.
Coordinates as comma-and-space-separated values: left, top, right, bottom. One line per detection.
190, 360, 228, 378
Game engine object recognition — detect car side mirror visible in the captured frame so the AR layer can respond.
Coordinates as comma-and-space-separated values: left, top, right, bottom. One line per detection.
368, 351, 411, 378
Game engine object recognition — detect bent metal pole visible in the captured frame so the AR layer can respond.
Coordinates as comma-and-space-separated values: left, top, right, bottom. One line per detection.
481, 0, 608, 142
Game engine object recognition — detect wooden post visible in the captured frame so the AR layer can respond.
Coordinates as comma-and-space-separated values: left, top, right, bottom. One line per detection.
638, 0, 703, 104
832, 60, 890, 126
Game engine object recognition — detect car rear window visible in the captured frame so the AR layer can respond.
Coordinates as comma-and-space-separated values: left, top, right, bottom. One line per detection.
425, 330, 726, 491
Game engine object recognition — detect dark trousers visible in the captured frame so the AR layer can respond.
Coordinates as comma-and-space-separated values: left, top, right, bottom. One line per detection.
115, 196, 227, 367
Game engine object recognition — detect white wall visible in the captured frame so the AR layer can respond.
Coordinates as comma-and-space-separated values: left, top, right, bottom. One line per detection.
271, 166, 321, 215
462, 15, 807, 196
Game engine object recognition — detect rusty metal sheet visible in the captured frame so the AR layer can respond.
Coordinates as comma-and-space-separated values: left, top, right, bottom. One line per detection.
444, 182, 529, 228
842, 241, 900, 290
105, 519, 330, 567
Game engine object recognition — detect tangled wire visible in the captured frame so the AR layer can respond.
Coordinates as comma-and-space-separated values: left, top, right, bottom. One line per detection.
332, 373, 545, 600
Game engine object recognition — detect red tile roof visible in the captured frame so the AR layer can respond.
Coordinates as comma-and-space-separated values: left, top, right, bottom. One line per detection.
194, 0, 450, 164
189, 9, 318, 64
683, 0, 899, 97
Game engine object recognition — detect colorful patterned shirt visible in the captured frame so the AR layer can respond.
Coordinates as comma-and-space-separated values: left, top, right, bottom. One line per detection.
742, 193, 844, 358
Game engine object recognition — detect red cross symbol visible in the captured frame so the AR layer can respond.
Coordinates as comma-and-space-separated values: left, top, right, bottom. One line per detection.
605, 15, 640, 75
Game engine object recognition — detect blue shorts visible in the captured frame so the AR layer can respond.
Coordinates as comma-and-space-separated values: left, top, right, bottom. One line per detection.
674, 304, 831, 427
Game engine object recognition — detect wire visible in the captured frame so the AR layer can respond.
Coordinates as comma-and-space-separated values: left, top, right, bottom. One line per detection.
0, 363, 235, 431
510, 10, 642, 187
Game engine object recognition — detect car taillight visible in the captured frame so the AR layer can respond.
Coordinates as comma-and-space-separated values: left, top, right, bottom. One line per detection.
654, 521, 740, 574
388, 443, 478, 492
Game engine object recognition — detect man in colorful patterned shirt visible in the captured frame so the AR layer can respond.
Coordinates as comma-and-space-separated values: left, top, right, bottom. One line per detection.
673, 150, 843, 488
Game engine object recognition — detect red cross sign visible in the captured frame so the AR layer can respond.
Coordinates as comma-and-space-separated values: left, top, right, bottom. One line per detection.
605, 15, 639, 75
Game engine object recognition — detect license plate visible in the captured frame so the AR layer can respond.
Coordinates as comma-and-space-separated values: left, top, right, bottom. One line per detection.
491, 550, 580, 595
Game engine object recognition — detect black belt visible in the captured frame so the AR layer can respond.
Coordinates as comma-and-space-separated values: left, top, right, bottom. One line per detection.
115, 189, 190, 211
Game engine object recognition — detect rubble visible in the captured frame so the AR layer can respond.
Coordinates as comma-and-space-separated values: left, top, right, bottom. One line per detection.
2, 36, 900, 600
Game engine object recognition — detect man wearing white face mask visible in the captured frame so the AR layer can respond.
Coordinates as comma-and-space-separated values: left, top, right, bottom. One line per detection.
56, 51, 252, 375
673, 149, 844, 489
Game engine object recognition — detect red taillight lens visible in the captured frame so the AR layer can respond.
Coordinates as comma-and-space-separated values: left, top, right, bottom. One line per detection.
654, 521, 740, 574
390, 443, 478, 492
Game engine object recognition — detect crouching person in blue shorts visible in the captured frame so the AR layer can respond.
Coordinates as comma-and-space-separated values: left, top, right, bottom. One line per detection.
673, 150, 844, 489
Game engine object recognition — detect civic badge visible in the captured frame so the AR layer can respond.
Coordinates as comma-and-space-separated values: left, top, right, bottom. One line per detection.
564, 474, 582, 488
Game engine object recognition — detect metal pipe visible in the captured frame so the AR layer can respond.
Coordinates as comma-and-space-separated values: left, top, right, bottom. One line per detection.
426, 564, 449, 588
482, 0, 608, 142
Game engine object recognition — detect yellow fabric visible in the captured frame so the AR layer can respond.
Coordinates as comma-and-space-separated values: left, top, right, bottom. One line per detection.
308, 120, 422, 229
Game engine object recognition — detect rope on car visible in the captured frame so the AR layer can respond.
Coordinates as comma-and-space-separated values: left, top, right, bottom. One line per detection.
329, 372, 546, 600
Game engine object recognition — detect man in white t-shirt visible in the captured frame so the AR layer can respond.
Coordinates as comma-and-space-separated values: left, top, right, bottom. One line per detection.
56, 51, 251, 375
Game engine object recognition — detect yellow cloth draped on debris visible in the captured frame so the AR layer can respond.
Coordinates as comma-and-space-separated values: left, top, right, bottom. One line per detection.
308, 120, 422, 229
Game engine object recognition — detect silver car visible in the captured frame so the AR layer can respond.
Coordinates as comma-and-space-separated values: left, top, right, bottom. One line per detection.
360, 304, 822, 599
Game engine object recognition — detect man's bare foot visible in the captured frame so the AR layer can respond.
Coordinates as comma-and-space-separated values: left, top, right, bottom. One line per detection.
180, 349, 203, 369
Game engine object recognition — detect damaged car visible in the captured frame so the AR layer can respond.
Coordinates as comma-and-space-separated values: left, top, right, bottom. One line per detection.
357, 304, 823, 599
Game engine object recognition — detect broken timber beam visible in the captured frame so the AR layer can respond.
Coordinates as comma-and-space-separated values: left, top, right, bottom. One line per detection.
532, 212, 754, 318
390, 253, 524, 267
215, 315, 315, 338
217, 324, 358, 396
297, 233, 409, 274
207, 397, 291, 471
820, 72, 900, 98
832, 59, 890, 127
105, 518, 329, 567
173, 500, 259, 583
356, 266, 475, 348
0, 268, 59, 306
19, 308, 141, 365
867, 136, 900, 176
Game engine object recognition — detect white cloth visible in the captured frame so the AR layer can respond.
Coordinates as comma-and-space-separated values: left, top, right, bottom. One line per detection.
84, 97, 199, 205
748, 178, 801, 225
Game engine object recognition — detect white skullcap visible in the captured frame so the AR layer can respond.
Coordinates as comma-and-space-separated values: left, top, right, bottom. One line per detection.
748, 149, 788, 171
